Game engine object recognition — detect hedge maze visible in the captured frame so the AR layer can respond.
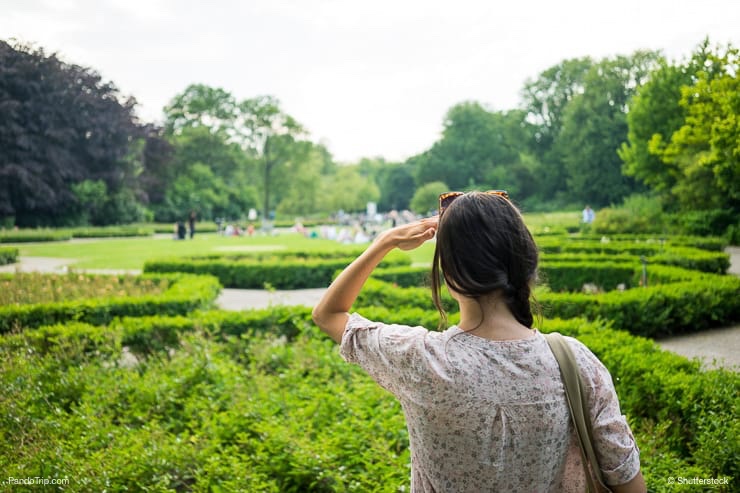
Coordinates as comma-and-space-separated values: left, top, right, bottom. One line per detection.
0, 235, 737, 491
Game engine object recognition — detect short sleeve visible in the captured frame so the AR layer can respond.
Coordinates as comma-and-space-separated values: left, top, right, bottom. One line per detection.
567, 338, 641, 486
339, 313, 430, 397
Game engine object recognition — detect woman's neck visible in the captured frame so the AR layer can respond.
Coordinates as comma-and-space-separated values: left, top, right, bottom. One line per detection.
456, 296, 533, 341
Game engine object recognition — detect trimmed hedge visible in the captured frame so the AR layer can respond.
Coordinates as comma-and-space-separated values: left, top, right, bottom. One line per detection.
0, 246, 18, 265
0, 230, 72, 243
66, 226, 154, 238
144, 250, 411, 289
0, 273, 222, 333
374, 261, 712, 292
0, 310, 734, 490
576, 234, 728, 252
537, 239, 730, 274
358, 263, 740, 338
0, 226, 158, 242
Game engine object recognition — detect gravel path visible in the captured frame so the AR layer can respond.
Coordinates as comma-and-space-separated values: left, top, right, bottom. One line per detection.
2, 246, 738, 370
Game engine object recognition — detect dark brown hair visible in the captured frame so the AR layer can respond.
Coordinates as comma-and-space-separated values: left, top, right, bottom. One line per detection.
431, 191, 539, 329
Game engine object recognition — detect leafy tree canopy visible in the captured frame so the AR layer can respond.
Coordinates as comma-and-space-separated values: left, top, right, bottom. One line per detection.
0, 40, 145, 225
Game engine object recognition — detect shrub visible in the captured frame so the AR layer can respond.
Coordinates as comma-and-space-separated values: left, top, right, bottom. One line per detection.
1, 272, 170, 305
0, 229, 72, 243
536, 238, 730, 274
0, 311, 734, 491
0, 274, 221, 333
0, 246, 18, 265
575, 234, 728, 252
670, 208, 739, 240
591, 194, 666, 234
357, 267, 740, 338
67, 226, 154, 238
144, 250, 411, 289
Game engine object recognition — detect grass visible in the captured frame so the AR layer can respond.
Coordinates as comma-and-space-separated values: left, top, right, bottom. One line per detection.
13, 233, 345, 271
8, 212, 579, 272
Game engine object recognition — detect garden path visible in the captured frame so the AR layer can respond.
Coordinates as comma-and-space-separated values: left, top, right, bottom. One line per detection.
1, 248, 738, 370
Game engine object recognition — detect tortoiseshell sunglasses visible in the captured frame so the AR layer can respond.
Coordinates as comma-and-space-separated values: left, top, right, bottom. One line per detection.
438, 190, 510, 216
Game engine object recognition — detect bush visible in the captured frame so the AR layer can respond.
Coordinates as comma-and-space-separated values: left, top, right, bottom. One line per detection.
0, 229, 72, 243
670, 208, 739, 240
0, 310, 734, 491
0, 274, 222, 333
357, 265, 740, 338
0, 246, 18, 265
144, 250, 411, 289
1, 272, 170, 305
575, 234, 728, 252
67, 226, 154, 238
591, 194, 666, 234
536, 238, 730, 274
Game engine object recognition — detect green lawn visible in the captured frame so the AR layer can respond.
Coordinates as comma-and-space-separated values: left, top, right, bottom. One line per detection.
10, 212, 578, 271
14, 233, 331, 270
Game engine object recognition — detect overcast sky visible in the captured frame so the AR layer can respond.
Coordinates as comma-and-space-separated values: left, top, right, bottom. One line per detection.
2, 0, 739, 162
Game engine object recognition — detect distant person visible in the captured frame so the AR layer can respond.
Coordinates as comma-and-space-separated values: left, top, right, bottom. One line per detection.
313, 191, 645, 492
582, 205, 595, 224
188, 210, 197, 239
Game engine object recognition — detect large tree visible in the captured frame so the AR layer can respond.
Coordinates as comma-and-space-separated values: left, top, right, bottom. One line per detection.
652, 44, 739, 212
620, 40, 738, 216
239, 96, 306, 223
520, 57, 593, 201
376, 163, 415, 211
164, 87, 306, 223
413, 102, 533, 195
557, 51, 661, 206
0, 40, 143, 226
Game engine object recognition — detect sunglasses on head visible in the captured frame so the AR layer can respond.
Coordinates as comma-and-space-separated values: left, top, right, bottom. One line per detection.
438, 190, 510, 216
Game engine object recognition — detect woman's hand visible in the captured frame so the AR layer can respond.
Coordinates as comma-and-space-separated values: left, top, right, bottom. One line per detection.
377, 217, 438, 251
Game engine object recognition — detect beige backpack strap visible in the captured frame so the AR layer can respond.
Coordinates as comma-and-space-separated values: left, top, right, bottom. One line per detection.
544, 332, 612, 493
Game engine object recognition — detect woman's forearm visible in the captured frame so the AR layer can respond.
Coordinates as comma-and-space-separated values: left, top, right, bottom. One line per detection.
312, 217, 438, 343
312, 234, 395, 343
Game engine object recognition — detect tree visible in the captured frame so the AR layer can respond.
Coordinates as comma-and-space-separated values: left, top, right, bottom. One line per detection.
377, 163, 415, 211
619, 40, 716, 195
618, 60, 691, 193
520, 57, 593, 200
413, 102, 532, 192
0, 40, 142, 226
321, 166, 380, 214
274, 141, 325, 216
164, 84, 237, 138
410, 181, 448, 215
558, 51, 661, 206
163, 87, 306, 223
653, 44, 739, 212
159, 163, 229, 221
238, 96, 306, 223
158, 126, 257, 221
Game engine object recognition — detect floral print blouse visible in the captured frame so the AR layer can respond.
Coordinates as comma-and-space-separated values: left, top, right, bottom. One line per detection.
340, 313, 641, 492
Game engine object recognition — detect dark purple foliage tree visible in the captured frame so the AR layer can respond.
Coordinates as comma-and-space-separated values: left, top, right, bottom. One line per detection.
0, 40, 155, 226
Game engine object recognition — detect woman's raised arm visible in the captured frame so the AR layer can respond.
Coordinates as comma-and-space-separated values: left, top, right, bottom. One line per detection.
312, 217, 438, 343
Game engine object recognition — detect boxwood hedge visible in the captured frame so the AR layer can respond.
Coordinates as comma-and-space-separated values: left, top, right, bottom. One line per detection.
144, 250, 411, 289
361, 262, 740, 338
0, 273, 222, 333
536, 239, 730, 274
0, 246, 18, 265
0, 309, 734, 491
